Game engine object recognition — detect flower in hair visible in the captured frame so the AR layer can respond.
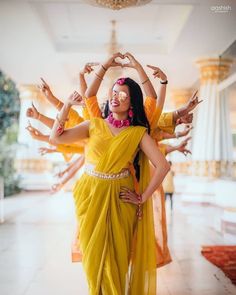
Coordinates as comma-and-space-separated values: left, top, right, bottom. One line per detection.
116, 78, 126, 85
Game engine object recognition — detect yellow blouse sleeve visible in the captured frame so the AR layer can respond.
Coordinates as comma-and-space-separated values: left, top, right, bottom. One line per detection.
157, 112, 175, 134
144, 96, 156, 125
82, 106, 90, 120
56, 144, 85, 155
151, 128, 163, 142
65, 108, 84, 129
56, 109, 86, 162
85, 96, 102, 118
56, 143, 85, 162
158, 143, 167, 156
150, 106, 162, 131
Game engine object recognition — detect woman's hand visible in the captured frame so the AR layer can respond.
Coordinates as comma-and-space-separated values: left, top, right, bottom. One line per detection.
103, 52, 123, 69
119, 187, 144, 204
38, 147, 55, 156
80, 62, 100, 75
26, 122, 45, 140
185, 90, 202, 113
51, 182, 64, 193
176, 113, 193, 125
180, 125, 193, 137
38, 78, 53, 97
123, 52, 141, 69
66, 91, 84, 106
146, 65, 167, 81
176, 137, 192, 156
26, 102, 39, 119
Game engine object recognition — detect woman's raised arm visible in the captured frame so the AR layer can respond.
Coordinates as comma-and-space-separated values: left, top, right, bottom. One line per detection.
85, 53, 123, 98
123, 52, 157, 99
49, 91, 90, 145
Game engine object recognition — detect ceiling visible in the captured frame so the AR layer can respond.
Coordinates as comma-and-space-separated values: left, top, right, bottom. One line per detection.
0, 0, 236, 101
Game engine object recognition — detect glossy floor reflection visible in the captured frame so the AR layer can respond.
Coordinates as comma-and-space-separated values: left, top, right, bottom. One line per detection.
0, 190, 235, 295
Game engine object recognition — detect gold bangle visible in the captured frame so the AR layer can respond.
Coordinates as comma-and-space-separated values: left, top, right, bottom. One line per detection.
95, 72, 103, 81
142, 78, 149, 85
56, 101, 61, 109
101, 64, 107, 72
38, 113, 41, 120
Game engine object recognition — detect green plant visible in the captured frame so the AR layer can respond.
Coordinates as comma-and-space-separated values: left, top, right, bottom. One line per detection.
0, 70, 21, 196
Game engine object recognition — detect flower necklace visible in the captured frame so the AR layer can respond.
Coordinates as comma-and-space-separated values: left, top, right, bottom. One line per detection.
107, 112, 130, 128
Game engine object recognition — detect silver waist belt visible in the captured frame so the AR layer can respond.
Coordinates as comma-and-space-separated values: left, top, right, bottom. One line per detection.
84, 167, 130, 179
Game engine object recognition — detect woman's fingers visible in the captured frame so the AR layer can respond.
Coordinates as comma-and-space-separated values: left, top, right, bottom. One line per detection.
111, 61, 123, 67
113, 52, 124, 59
147, 64, 157, 70
120, 187, 140, 204
191, 90, 198, 100
26, 108, 32, 117
40, 77, 48, 87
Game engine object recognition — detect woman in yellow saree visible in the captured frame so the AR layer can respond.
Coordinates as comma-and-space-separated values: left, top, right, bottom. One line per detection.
50, 55, 170, 294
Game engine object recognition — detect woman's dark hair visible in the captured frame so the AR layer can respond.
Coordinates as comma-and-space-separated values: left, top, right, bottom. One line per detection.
103, 77, 150, 180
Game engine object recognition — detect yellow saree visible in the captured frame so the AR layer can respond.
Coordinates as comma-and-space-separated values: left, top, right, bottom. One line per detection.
73, 118, 156, 295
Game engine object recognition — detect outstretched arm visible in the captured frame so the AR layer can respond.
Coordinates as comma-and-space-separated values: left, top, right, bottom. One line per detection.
26, 122, 51, 143
173, 90, 202, 123
158, 125, 193, 140
38, 146, 58, 155
51, 156, 85, 193
38, 78, 63, 111
165, 137, 192, 156
26, 102, 55, 129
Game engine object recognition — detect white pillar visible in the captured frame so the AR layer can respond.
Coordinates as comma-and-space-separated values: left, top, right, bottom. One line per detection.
191, 58, 233, 178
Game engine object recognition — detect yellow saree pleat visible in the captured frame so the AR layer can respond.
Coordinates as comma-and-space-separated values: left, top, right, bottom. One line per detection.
73, 118, 157, 295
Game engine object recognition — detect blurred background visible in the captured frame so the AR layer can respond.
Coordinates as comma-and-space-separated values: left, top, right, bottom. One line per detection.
0, 1, 236, 295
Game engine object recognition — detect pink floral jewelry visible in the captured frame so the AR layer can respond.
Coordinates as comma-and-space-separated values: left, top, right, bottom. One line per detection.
116, 78, 126, 85
107, 112, 130, 128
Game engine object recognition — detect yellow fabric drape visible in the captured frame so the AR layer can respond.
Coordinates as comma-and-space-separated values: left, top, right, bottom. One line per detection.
79, 96, 172, 270
57, 107, 87, 161
73, 118, 156, 295
82, 105, 90, 120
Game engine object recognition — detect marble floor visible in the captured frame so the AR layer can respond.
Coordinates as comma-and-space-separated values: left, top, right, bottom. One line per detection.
0, 190, 236, 295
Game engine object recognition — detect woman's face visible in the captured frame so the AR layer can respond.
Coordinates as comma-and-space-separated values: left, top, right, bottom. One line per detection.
109, 84, 131, 114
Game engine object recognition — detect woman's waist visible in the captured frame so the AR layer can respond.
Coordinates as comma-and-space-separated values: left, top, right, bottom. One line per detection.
84, 162, 130, 180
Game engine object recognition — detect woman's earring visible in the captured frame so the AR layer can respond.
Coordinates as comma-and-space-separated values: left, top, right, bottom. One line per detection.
128, 108, 133, 118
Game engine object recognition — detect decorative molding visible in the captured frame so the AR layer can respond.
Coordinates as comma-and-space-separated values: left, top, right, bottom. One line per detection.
15, 159, 52, 173
196, 58, 233, 84
173, 160, 235, 178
